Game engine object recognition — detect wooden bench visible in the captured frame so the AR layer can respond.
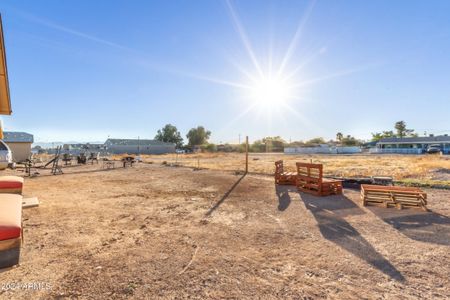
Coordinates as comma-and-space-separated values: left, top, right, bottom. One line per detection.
361, 184, 428, 211
274, 160, 296, 185
102, 159, 115, 169
122, 156, 135, 168
296, 162, 342, 196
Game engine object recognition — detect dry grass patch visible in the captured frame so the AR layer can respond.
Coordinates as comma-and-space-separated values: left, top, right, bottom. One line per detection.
140, 153, 450, 183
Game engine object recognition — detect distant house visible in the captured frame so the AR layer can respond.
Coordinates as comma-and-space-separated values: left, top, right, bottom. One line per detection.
362, 141, 378, 149
217, 144, 235, 152
104, 139, 175, 155
374, 135, 450, 154
3, 131, 34, 162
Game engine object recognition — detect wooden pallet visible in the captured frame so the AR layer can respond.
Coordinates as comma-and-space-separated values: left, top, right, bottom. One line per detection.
360, 184, 428, 211
274, 160, 296, 185
295, 162, 342, 196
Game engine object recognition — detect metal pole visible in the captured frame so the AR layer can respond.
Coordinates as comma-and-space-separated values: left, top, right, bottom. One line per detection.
137, 136, 140, 155
245, 136, 249, 174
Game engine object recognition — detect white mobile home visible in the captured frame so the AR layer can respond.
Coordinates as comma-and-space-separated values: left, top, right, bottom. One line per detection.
374, 135, 450, 154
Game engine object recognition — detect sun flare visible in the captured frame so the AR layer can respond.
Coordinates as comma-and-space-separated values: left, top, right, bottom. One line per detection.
249, 76, 292, 108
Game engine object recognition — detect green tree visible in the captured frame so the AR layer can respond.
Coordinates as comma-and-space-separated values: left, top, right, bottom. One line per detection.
395, 121, 406, 138
202, 143, 217, 152
395, 120, 415, 138
250, 140, 266, 152
340, 135, 361, 146
371, 131, 394, 142
261, 136, 286, 152
186, 126, 211, 146
336, 132, 343, 142
288, 140, 305, 147
305, 137, 326, 145
155, 124, 183, 148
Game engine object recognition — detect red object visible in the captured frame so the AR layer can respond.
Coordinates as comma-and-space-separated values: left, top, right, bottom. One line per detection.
0, 181, 22, 189
0, 176, 24, 194
0, 194, 22, 240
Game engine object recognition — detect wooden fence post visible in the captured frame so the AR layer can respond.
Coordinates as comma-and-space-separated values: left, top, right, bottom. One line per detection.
245, 136, 249, 173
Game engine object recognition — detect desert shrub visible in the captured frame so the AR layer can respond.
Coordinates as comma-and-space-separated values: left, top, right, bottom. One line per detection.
202, 143, 217, 152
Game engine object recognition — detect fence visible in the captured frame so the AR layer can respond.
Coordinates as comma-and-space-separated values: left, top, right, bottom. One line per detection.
284, 146, 361, 154
369, 148, 423, 154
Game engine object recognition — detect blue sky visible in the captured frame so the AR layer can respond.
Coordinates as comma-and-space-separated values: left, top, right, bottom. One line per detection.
0, 0, 449, 143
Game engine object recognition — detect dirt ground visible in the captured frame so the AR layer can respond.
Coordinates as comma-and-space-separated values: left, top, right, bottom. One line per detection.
1, 162, 449, 299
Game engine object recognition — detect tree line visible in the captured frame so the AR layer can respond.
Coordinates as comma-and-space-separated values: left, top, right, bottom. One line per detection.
154, 124, 212, 150
154, 120, 419, 152
371, 120, 417, 141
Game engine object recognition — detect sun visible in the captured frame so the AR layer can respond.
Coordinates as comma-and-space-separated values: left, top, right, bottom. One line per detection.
249, 76, 292, 108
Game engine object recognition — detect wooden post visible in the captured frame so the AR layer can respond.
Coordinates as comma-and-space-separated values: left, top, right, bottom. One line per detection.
245, 136, 249, 173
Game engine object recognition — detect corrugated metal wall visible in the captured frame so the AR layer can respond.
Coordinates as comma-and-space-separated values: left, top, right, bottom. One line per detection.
284, 146, 362, 154
107, 144, 175, 155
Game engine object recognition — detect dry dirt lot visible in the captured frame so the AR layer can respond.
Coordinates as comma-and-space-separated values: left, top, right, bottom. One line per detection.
1, 162, 449, 299
140, 152, 450, 185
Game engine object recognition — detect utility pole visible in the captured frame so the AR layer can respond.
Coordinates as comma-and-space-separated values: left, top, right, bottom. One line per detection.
239, 133, 241, 144
137, 136, 140, 155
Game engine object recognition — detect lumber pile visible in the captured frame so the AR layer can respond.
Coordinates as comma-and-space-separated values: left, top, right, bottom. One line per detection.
361, 184, 427, 210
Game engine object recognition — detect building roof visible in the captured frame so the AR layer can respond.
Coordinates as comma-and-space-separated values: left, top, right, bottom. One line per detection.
3, 131, 34, 143
105, 139, 175, 146
378, 135, 450, 144
363, 141, 378, 147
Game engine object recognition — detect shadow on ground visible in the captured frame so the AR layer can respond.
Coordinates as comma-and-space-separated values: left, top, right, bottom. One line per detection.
367, 206, 450, 246
299, 193, 405, 282
24, 164, 126, 178
275, 185, 298, 211
205, 174, 246, 217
